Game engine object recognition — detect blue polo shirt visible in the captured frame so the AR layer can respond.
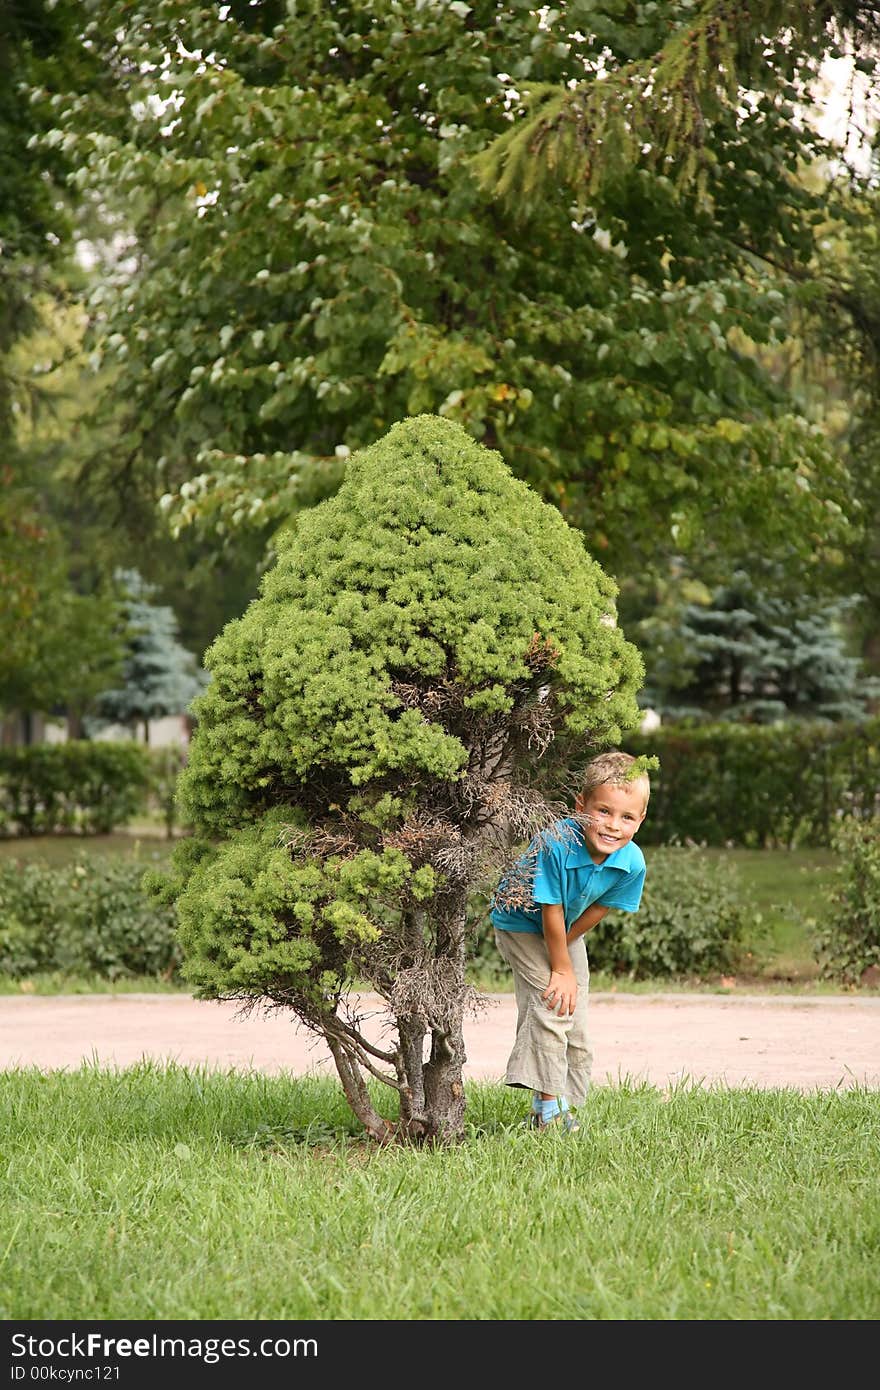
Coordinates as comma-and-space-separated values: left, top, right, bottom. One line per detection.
490, 816, 646, 935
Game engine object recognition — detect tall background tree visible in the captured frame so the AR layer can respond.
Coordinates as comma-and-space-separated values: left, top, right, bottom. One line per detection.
0, 2, 261, 739
51, 2, 864, 581
473, 0, 880, 678
13, 1, 880, 731
0, 1, 128, 738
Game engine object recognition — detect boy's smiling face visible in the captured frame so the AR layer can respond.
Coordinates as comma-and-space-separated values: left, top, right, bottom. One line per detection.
575, 780, 647, 864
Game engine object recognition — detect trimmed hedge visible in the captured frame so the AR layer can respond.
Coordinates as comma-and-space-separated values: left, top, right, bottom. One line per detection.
0, 858, 180, 979
628, 719, 880, 848
469, 845, 760, 981
0, 742, 151, 836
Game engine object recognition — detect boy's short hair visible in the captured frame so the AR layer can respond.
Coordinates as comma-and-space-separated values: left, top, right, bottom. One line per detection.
581, 751, 650, 810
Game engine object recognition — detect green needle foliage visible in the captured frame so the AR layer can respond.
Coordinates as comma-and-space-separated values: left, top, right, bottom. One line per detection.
474, 1, 880, 213
158, 416, 644, 1143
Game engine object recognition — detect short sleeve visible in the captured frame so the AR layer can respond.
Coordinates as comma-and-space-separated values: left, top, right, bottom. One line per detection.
531, 838, 565, 906
597, 866, 646, 914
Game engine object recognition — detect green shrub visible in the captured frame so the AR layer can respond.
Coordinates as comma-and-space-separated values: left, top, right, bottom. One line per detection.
164, 414, 644, 1142
470, 845, 760, 981
0, 742, 151, 836
0, 859, 180, 979
628, 719, 880, 848
812, 817, 880, 985
586, 845, 759, 978
0, 867, 59, 975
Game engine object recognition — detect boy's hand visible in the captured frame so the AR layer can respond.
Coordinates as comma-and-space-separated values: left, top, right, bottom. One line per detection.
543, 969, 577, 1016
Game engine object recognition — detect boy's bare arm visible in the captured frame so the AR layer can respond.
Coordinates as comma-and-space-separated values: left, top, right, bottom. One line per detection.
541, 904, 577, 1016
567, 903, 609, 944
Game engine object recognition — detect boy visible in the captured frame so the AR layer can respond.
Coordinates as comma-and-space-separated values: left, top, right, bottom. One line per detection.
490, 751, 649, 1131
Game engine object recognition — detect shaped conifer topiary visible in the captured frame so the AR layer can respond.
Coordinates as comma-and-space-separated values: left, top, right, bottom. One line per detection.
164, 416, 645, 1142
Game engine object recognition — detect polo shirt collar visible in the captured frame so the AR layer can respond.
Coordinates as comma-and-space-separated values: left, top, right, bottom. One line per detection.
561, 817, 641, 872
602, 839, 642, 872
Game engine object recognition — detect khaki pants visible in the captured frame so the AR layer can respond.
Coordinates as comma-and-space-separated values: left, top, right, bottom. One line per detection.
494, 928, 593, 1106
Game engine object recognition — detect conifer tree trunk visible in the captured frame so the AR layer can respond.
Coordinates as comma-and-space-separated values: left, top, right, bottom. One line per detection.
397, 906, 430, 1134
397, 1013, 428, 1132
324, 1032, 392, 1144
322, 896, 469, 1145
422, 891, 468, 1143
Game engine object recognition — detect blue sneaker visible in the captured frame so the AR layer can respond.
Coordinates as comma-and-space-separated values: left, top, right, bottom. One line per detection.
557, 1097, 581, 1133
528, 1096, 580, 1133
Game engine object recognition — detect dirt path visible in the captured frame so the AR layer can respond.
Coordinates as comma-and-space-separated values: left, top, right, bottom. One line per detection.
1, 991, 878, 1091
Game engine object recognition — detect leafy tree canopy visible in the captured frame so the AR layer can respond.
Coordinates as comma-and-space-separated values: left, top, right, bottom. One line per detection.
0, 1, 134, 729
809, 179, 880, 658
0, 419, 128, 729
44, 0, 859, 585
0, 0, 120, 411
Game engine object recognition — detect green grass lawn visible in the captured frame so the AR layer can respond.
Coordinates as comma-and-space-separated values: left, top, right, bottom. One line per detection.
1, 1066, 876, 1320
0, 829, 177, 868
0, 972, 184, 996
699, 847, 839, 984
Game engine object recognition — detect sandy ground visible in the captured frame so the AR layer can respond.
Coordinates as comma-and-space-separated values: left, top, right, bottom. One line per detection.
1, 991, 878, 1091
